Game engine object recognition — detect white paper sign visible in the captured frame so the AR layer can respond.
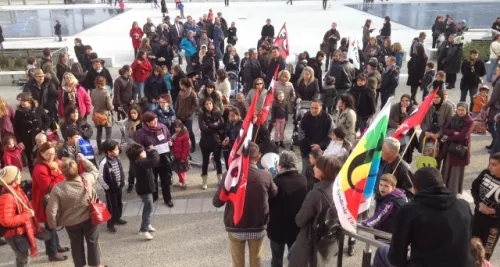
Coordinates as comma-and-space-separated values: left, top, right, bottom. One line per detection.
153, 143, 170, 154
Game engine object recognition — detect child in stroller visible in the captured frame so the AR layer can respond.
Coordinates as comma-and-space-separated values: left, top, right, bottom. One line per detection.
291, 100, 312, 149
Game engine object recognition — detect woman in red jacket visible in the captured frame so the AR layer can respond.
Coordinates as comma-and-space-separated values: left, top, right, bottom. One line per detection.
58, 72, 92, 119
0, 166, 39, 263
171, 120, 190, 188
131, 51, 152, 99
31, 142, 69, 262
130, 21, 144, 57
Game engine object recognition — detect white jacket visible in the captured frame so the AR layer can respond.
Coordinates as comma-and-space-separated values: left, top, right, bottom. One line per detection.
490, 41, 500, 59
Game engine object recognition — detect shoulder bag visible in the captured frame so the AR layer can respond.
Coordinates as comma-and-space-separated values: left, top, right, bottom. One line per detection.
81, 177, 111, 226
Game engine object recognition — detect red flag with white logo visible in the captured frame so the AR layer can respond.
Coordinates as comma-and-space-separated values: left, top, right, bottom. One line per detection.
256, 67, 279, 126
274, 22, 289, 59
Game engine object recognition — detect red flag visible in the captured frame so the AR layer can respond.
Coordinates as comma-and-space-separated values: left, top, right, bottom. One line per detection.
392, 88, 440, 140
218, 88, 261, 225
256, 67, 279, 126
274, 22, 289, 59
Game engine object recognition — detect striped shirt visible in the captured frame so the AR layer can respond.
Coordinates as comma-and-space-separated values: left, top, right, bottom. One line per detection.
98, 156, 122, 190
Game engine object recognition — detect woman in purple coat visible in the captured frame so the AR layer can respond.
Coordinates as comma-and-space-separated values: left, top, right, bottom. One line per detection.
440, 102, 473, 194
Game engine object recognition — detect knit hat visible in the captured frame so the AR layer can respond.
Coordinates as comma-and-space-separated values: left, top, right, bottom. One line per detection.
0, 166, 21, 186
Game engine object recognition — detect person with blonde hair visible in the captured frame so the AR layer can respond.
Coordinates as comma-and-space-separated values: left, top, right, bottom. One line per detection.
57, 72, 91, 119
296, 67, 319, 102
470, 238, 493, 267
275, 69, 295, 113
0, 97, 15, 139
46, 157, 105, 267
90, 76, 113, 152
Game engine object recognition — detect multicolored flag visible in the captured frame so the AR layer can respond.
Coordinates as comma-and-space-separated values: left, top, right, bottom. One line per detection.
274, 22, 289, 59
348, 35, 361, 70
391, 88, 439, 140
332, 98, 392, 233
256, 67, 279, 126
218, 87, 261, 225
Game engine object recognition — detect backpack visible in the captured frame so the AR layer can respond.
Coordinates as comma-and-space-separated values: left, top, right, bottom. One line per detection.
314, 190, 341, 245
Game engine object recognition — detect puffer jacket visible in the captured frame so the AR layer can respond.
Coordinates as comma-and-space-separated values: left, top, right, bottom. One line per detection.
144, 75, 167, 102
171, 131, 190, 161
154, 106, 176, 131
32, 162, 65, 223
198, 108, 225, 150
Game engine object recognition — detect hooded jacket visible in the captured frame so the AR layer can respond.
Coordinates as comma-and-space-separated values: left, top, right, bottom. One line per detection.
362, 188, 407, 233
388, 186, 473, 267
133, 150, 160, 195
349, 84, 376, 118
380, 65, 400, 97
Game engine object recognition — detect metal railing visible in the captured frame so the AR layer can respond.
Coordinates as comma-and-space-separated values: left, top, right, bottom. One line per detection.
0, 46, 68, 71
337, 224, 392, 267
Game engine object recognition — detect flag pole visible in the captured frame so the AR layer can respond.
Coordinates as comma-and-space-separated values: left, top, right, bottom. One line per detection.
392, 130, 418, 175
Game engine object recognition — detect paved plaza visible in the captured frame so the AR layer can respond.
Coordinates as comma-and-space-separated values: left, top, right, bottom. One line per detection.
0, 0, 499, 266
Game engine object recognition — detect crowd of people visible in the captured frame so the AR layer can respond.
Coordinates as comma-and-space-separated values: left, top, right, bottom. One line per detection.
1, 5, 500, 267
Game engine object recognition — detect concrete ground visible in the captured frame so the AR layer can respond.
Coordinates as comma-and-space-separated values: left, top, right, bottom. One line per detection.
0, 0, 499, 266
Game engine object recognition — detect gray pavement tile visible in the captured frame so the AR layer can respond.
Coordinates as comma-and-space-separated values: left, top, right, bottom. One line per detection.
186, 198, 203, 214
170, 198, 187, 214
216, 203, 226, 213
202, 197, 217, 213
122, 199, 143, 217
154, 200, 171, 215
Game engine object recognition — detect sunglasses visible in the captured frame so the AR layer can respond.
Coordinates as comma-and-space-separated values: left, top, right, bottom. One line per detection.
256, 82, 264, 85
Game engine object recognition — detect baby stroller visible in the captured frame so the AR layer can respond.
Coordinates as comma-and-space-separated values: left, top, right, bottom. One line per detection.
113, 110, 129, 149
291, 100, 312, 146
416, 136, 439, 169
228, 71, 241, 100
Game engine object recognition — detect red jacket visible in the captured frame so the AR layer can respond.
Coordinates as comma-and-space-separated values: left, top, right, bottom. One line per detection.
2, 147, 24, 170
131, 59, 152, 83
0, 186, 39, 256
57, 86, 92, 118
172, 132, 190, 161
32, 162, 65, 223
130, 27, 144, 49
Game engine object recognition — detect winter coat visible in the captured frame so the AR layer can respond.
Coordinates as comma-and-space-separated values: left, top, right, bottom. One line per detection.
361, 188, 407, 233
349, 84, 376, 118
298, 110, 333, 157
438, 42, 463, 74
444, 22, 457, 39
223, 52, 240, 73
54, 24, 61, 35
388, 102, 416, 129
224, 119, 242, 149
271, 101, 288, 122
113, 75, 137, 107
175, 87, 198, 121
366, 70, 381, 91
0, 104, 15, 138
323, 29, 341, 51
421, 70, 435, 91
213, 25, 224, 47
242, 58, 264, 89
201, 55, 216, 83
90, 87, 113, 127
198, 108, 225, 150
32, 161, 65, 223
156, 44, 174, 69
130, 27, 144, 49
380, 22, 391, 37
98, 156, 125, 192
407, 54, 427, 86
179, 37, 197, 57
170, 23, 184, 44
379, 46, 395, 66
380, 65, 400, 97
261, 24, 275, 39
83, 67, 113, 91
288, 180, 338, 267
57, 86, 91, 118
143, 22, 156, 39
213, 165, 277, 232
171, 131, 189, 161
275, 81, 295, 113
307, 58, 323, 90
131, 59, 153, 83
23, 79, 49, 109
363, 44, 381, 64
56, 63, 70, 84
296, 79, 320, 101
432, 21, 446, 37
246, 88, 268, 113
198, 89, 223, 111
461, 59, 486, 88
144, 75, 167, 102
133, 150, 160, 195
378, 156, 414, 199
227, 27, 238, 45
2, 147, 23, 170
160, 0, 167, 13
293, 60, 308, 85
441, 114, 473, 166
154, 106, 176, 131
135, 123, 172, 151
267, 169, 308, 243
266, 57, 286, 86
14, 106, 50, 149
421, 101, 455, 136
60, 118, 93, 140
215, 78, 231, 102
328, 60, 355, 90
0, 185, 35, 240
336, 108, 357, 143
388, 186, 473, 267
0, 26, 4, 43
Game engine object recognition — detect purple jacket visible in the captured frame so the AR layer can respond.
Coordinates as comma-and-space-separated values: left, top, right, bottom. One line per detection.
134, 123, 172, 149
362, 188, 407, 233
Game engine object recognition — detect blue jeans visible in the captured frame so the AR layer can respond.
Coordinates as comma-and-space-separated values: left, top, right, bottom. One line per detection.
139, 194, 154, 232
372, 245, 396, 267
136, 81, 145, 99
487, 58, 499, 83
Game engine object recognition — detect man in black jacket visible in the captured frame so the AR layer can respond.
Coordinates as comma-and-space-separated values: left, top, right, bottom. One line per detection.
379, 56, 399, 109
373, 167, 473, 267
213, 142, 277, 267
323, 22, 341, 71
298, 100, 333, 175
328, 51, 355, 98
460, 49, 486, 110
242, 48, 264, 92
82, 59, 114, 92
266, 46, 286, 86
259, 19, 274, 47
307, 51, 325, 91
156, 38, 174, 70
378, 137, 413, 199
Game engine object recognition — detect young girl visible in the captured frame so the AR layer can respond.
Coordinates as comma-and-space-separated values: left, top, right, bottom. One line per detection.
154, 94, 177, 131
471, 238, 493, 267
161, 65, 173, 93
271, 91, 288, 148
125, 105, 143, 193
171, 120, 190, 188
306, 149, 322, 192
1, 136, 24, 170
393, 42, 404, 69
119, 0, 125, 12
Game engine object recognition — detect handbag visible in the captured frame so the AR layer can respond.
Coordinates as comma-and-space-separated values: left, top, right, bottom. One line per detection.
92, 112, 108, 126
81, 177, 111, 226
448, 142, 468, 157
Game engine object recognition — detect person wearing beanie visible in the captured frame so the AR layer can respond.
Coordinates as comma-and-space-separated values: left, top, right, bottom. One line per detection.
0, 166, 39, 264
